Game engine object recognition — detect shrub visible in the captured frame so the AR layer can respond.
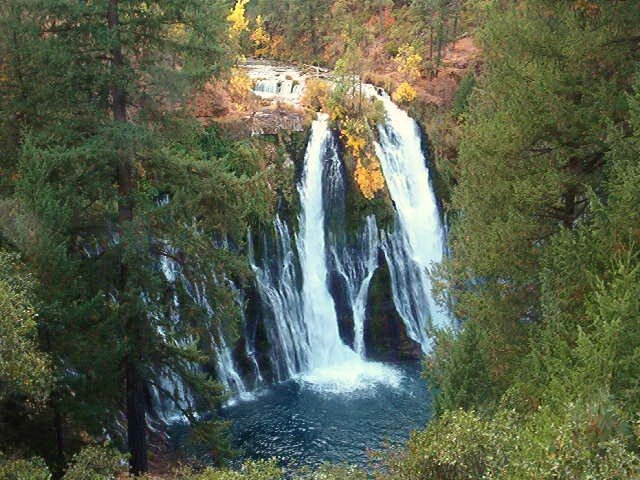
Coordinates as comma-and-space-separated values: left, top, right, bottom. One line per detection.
392, 82, 417, 104
301, 79, 330, 112
0, 456, 50, 480
62, 445, 126, 480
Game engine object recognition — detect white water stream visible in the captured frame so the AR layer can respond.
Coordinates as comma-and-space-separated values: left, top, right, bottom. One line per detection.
373, 93, 449, 350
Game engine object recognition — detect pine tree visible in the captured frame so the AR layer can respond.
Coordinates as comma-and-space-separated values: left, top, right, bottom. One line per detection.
0, 0, 267, 474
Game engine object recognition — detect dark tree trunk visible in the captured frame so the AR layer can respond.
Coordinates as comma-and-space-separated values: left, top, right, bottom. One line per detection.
107, 0, 148, 474
126, 359, 148, 475
44, 331, 66, 473
429, 26, 434, 61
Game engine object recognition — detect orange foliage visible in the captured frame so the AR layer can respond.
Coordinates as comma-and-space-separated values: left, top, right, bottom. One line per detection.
354, 154, 385, 200
341, 121, 386, 199
382, 7, 395, 28
573, 0, 600, 16
270, 34, 285, 58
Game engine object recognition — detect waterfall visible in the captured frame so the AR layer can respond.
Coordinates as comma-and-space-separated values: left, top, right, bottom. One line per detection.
251, 114, 400, 392
249, 217, 307, 381
188, 280, 250, 401
323, 144, 380, 356
245, 63, 306, 104
295, 114, 357, 370
189, 65, 449, 401
147, 253, 197, 423
373, 93, 449, 350
333, 215, 380, 356
157, 248, 251, 405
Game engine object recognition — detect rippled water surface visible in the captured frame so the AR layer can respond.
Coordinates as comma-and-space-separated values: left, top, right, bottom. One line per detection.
221, 362, 431, 469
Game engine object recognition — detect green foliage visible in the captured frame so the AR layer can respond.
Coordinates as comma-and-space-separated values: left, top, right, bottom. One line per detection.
181, 459, 282, 480
0, 0, 272, 471
435, 0, 640, 399
381, 409, 500, 480
297, 464, 367, 480
61, 446, 126, 480
416, 3, 640, 480
381, 400, 640, 480
424, 322, 494, 414
0, 455, 50, 480
451, 73, 475, 119
0, 251, 50, 403
183, 419, 236, 467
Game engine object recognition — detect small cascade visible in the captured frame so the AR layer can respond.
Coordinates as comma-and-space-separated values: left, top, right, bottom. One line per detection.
253, 79, 304, 99
245, 63, 306, 104
249, 217, 307, 381
323, 144, 380, 356
373, 93, 449, 350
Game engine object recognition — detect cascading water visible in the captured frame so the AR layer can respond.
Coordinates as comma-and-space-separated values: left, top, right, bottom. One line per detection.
200, 65, 448, 402
251, 114, 399, 392
188, 280, 251, 402
295, 114, 353, 370
245, 62, 306, 104
373, 93, 449, 350
157, 248, 251, 406
323, 144, 380, 357
249, 217, 307, 381
331, 215, 380, 356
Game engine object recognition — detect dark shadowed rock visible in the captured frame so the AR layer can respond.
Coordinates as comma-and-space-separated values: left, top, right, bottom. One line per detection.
364, 249, 422, 361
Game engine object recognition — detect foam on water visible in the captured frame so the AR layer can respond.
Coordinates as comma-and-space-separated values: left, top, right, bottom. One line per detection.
297, 360, 403, 395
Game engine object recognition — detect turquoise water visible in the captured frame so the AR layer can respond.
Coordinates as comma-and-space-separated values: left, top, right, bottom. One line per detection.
222, 362, 431, 469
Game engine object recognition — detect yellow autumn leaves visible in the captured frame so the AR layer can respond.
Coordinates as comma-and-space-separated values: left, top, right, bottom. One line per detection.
227, 0, 250, 38
340, 119, 386, 200
392, 82, 417, 103
354, 154, 385, 200
250, 15, 271, 57
392, 44, 421, 104
227, 1, 271, 57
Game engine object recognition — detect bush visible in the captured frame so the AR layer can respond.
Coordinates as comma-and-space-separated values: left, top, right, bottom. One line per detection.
391, 82, 417, 104
301, 79, 330, 112
424, 323, 495, 414
188, 459, 282, 480
0, 456, 50, 480
62, 445, 126, 480
381, 409, 503, 480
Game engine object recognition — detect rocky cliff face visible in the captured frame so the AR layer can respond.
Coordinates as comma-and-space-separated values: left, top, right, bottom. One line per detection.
250, 107, 306, 135
364, 250, 422, 361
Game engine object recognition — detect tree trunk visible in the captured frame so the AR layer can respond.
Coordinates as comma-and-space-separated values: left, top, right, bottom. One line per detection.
429, 26, 434, 61
107, 0, 148, 474
453, 14, 458, 45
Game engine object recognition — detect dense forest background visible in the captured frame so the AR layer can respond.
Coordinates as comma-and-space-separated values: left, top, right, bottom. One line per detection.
2, 0, 640, 478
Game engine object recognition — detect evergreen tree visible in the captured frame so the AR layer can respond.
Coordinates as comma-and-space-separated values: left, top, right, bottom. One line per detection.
0, 0, 269, 474
435, 0, 640, 399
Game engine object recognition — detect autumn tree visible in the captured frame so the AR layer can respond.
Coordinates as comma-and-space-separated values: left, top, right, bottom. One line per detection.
250, 15, 271, 57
